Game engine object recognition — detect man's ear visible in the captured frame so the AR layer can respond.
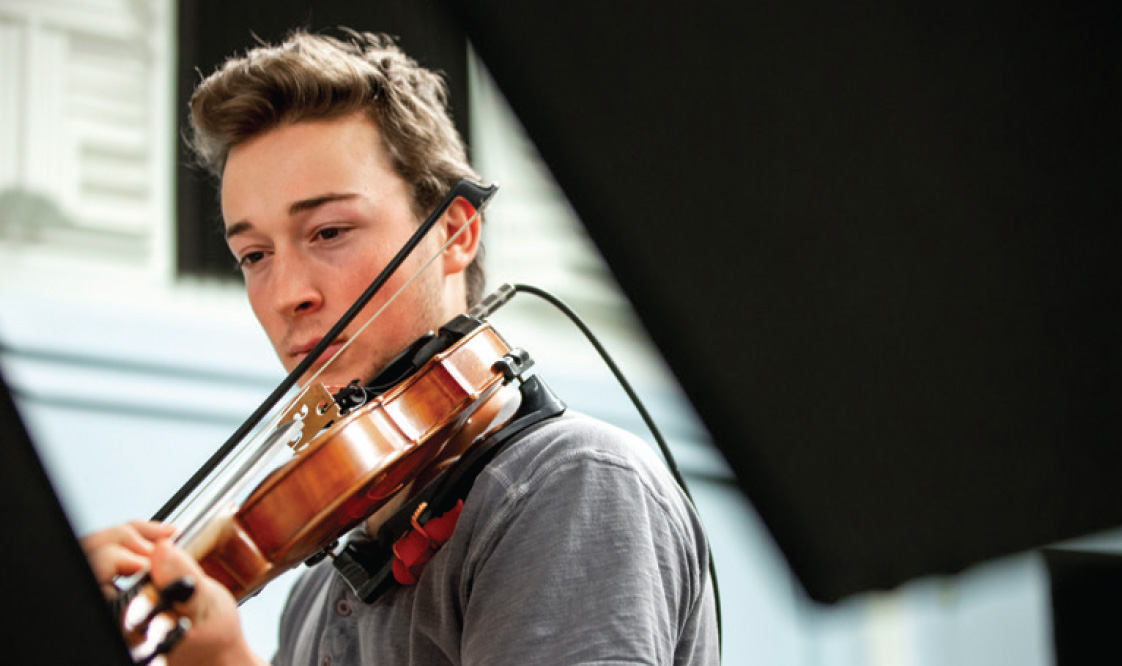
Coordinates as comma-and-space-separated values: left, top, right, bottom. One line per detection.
440, 196, 482, 276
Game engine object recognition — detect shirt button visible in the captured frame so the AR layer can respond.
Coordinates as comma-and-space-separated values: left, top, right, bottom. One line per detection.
335, 598, 352, 617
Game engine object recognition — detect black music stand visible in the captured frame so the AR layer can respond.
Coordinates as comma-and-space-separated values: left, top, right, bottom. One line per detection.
448, 0, 1122, 602
1045, 548, 1122, 666
0, 369, 131, 664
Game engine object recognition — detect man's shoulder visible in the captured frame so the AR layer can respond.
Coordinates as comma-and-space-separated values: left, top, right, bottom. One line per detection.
472, 409, 693, 524
488, 410, 663, 480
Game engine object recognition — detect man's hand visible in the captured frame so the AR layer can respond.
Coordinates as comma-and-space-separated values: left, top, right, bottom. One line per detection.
81, 521, 267, 666
148, 539, 267, 666
80, 520, 176, 597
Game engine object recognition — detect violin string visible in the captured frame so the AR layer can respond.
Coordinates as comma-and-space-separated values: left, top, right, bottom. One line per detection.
165, 207, 483, 535
173, 420, 301, 549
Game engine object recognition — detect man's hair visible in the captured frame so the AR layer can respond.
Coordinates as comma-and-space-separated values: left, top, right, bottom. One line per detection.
187, 29, 485, 304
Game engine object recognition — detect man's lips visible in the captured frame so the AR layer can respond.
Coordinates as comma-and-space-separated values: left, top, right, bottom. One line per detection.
291, 338, 346, 364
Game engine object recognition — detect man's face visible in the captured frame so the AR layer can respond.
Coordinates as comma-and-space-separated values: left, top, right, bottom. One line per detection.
221, 113, 461, 386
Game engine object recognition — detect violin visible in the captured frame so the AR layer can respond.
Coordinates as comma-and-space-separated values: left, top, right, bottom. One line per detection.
188, 316, 520, 599
121, 314, 528, 663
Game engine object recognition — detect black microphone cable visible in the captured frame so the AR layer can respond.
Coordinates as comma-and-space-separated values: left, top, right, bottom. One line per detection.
474, 282, 723, 652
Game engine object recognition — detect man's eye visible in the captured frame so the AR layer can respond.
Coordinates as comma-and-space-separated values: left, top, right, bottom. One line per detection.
238, 251, 266, 268
317, 227, 345, 241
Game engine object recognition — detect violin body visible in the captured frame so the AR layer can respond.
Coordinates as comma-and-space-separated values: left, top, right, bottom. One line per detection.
180, 320, 519, 601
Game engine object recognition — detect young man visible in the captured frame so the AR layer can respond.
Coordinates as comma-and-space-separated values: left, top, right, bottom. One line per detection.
82, 30, 718, 665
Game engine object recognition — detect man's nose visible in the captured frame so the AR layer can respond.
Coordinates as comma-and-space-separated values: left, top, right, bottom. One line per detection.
270, 252, 323, 317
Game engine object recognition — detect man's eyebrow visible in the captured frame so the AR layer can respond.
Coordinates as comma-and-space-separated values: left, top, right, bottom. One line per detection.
225, 193, 359, 239
225, 220, 252, 239
288, 192, 358, 216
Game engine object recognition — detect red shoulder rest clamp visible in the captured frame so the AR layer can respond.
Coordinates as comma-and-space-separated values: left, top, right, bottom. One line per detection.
391, 499, 464, 584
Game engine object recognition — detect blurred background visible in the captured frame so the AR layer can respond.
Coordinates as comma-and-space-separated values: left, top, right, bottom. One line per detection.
0, 0, 1097, 663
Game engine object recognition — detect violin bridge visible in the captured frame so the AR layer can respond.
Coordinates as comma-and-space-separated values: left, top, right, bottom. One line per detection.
281, 384, 345, 452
